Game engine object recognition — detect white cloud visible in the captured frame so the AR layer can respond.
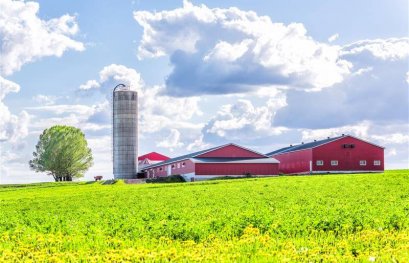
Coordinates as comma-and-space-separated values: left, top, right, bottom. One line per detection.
203, 96, 288, 141
79, 80, 100, 90
134, 1, 352, 95
275, 38, 409, 129
0, 77, 29, 143
372, 133, 409, 145
341, 38, 409, 61
301, 122, 371, 142
187, 135, 211, 151
406, 71, 409, 84
328, 33, 339, 43
157, 129, 184, 151
0, 0, 84, 76
32, 95, 58, 106
26, 104, 95, 115
79, 64, 203, 134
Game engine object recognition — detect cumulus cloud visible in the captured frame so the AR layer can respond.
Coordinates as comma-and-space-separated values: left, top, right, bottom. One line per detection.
134, 1, 352, 96
32, 95, 58, 106
202, 96, 288, 144
0, 77, 29, 142
341, 38, 409, 61
79, 80, 100, 91
156, 129, 184, 151
275, 38, 409, 129
79, 64, 203, 134
328, 33, 339, 43
25, 101, 112, 135
187, 135, 211, 151
0, 0, 84, 148
0, 0, 84, 76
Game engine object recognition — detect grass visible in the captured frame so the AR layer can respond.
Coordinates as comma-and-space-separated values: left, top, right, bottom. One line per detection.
0, 170, 408, 262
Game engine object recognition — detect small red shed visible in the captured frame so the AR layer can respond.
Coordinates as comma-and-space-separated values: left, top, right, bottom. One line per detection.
143, 143, 279, 181
138, 152, 170, 172
266, 134, 384, 174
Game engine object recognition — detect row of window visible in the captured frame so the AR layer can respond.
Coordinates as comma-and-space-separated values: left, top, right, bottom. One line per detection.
316, 160, 381, 166
151, 162, 186, 172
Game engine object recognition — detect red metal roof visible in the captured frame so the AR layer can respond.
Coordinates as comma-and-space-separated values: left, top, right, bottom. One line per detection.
138, 152, 170, 161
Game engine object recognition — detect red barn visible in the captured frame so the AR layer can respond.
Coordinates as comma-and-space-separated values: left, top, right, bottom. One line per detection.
138, 152, 170, 171
143, 143, 279, 181
266, 134, 384, 174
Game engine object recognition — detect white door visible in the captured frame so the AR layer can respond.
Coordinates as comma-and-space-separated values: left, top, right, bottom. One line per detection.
309, 160, 312, 174
167, 165, 172, 176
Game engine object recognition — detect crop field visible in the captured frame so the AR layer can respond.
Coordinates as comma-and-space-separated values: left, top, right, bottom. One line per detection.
0, 170, 408, 262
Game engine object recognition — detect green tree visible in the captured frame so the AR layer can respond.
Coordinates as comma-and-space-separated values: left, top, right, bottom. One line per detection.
29, 125, 93, 182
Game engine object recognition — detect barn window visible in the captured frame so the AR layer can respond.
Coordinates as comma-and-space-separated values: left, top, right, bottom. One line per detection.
374, 160, 381, 166
159, 167, 163, 171
342, 144, 355, 148
316, 160, 324, 166
182, 162, 186, 167
331, 160, 338, 166
171, 164, 175, 169
360, 160, 367, 166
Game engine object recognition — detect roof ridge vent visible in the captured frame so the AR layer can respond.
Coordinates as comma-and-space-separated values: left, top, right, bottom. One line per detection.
301, 142, 304, 144
314, 140, 317, 142
327, 137, 330, 139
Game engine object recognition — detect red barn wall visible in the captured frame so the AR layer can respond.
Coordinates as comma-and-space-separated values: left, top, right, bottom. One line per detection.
197, 145, 264, 158
195, 163, 279, 176
313, 136, 384, 172
272, 149, 312, 174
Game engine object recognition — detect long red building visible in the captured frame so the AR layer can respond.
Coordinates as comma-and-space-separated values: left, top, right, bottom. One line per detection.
266, 134, 384, 174
143, 143, 279, 181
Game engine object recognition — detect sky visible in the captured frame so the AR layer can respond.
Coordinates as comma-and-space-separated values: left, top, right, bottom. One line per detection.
0, 0, 408, 184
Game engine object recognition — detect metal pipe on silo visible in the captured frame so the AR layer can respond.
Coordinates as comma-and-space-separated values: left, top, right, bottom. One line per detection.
112, 84, 138, 179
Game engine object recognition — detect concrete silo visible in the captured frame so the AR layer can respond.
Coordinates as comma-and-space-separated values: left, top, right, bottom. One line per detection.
112, 84, 138, 179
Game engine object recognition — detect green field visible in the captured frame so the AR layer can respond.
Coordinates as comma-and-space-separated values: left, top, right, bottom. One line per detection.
1, 171, 408, 262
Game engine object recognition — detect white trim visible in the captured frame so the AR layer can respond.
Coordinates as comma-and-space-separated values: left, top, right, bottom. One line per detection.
331, 160, 338, 166
359, 160, 367, 166
311, 170, 382, 174
190, 158, 279, 164
194, 174, 279, 180
285, 170, 384, 175
316, 160, 324, 166
374, 160, 381, 166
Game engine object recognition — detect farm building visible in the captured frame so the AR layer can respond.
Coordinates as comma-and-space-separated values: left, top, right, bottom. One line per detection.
143, 143, 280, 181
266, 134, 384, 174
138, 152, 169, 172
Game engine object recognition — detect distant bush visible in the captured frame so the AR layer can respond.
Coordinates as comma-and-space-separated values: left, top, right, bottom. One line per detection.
243, 172, 253, 178
209, 175, 253, 181
136, 172, 146, 179
146, 175, 185, 184
102, 179, 119, 185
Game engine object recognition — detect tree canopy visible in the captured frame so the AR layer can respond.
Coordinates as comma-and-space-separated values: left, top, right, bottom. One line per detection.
29, 125, 93, 181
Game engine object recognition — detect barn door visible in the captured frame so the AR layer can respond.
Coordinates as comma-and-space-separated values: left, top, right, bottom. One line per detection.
345, 151, 352, 170
167, 165, 172, 176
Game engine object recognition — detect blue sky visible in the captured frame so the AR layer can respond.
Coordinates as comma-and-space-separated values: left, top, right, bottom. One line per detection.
0, 0, 408, 183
